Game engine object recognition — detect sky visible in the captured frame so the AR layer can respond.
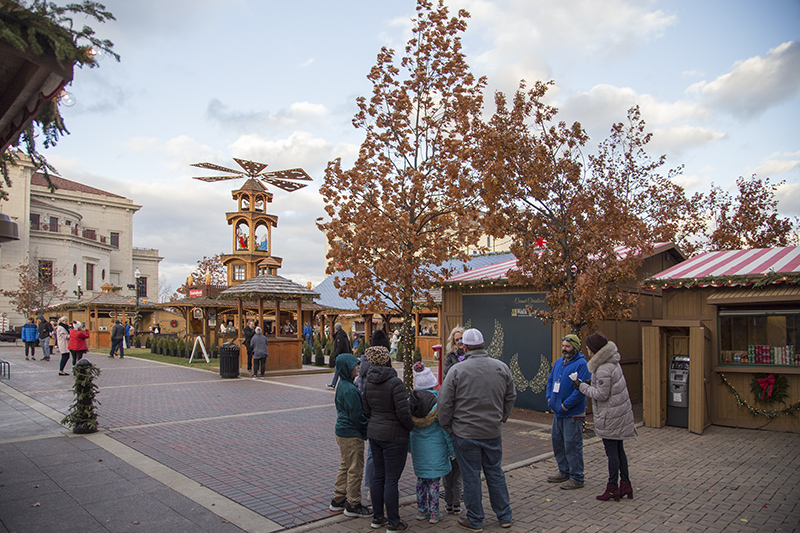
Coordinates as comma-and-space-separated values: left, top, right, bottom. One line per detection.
43, 0, 800, 298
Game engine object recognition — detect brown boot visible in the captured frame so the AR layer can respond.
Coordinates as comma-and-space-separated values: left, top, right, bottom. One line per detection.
547, 473, 569, 483
619, 481, 633, 499
596, 483, 620, 501
560, 479, 584, 490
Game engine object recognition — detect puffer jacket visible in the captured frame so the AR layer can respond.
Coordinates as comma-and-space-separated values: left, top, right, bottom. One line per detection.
21, 321, 38, 342
409, 390, 453, 479
56, 323, 71, 354
362, 365, 414, 443
579, 341, 637, 440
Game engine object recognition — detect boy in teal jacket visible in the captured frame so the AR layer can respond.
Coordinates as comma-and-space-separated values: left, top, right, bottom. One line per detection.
329, 353, 372, 518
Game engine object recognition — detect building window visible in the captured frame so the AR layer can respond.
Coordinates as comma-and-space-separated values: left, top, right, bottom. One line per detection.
49, 216, 59, 232
30, 213, 40, 230
110, 232, 120, 248
233, 264, 245, 281
38, 260, 53, 284
86, 264, 94, 291
137, 276, 147, 298
718, 310, 800, 366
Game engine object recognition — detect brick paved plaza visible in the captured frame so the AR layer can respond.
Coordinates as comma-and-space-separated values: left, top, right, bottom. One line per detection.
0, 347, 798, 532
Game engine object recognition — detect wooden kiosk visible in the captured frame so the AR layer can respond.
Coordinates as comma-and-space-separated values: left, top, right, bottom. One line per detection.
643, 246, 800, 434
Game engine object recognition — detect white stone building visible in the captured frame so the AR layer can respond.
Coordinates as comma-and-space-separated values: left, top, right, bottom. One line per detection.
0, 157, 161, 328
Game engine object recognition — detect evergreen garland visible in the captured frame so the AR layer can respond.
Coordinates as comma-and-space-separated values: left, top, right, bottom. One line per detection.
719, 373, 800, 419
0, 0, 118, 197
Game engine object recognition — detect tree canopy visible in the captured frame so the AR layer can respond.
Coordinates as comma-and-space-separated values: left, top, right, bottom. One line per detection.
318, 0, 485, 390
473, 81, 696, 333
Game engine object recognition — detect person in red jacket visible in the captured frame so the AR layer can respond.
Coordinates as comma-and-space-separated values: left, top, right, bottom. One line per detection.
67, 322, 90, 370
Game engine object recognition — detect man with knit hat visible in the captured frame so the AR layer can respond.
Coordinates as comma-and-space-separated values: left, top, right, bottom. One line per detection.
439, 328, 516, 531
546, 333, 592, 489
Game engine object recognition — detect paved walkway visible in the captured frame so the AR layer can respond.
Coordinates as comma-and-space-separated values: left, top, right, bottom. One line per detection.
0, 347, 798, 532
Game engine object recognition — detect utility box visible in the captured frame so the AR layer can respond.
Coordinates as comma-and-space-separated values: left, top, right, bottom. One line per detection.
667, 354, 690, 427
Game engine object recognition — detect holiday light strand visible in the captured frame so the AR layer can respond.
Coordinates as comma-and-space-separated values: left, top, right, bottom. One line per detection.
719, 373, 800, 419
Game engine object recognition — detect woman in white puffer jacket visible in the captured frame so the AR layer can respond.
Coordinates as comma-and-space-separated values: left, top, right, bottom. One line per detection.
573, 331, 636, 502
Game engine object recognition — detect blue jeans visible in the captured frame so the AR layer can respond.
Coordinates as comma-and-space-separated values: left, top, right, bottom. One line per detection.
40, 341, 51, 359
370, 439, 408, 526
451, 434, 512, 528
551, 416, 584, 483
602, 439, 629, 485
364, 442, 374, 489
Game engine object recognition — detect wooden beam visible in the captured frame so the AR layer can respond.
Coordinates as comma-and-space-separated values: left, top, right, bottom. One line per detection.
688, 326, 707, 435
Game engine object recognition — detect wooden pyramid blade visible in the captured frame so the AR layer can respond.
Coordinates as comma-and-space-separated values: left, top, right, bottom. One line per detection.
261, 168, 313, 181
261, 177, 308, 192
192, 175, 243, 182
190, 162, 240, 174
233, 158, 268, 176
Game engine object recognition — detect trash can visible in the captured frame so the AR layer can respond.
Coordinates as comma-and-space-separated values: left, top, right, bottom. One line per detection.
219, 343, 240, 378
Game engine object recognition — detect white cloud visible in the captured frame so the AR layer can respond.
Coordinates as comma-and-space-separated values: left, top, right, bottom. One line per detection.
648, 125, 727, 155
755, 158, 800, 178
298, 58, 314, 68
776, 182, 800, 216
687, 41, 800, 119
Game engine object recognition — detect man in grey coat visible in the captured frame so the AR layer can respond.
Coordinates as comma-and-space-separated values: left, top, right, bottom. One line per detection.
438, 328, 516, 531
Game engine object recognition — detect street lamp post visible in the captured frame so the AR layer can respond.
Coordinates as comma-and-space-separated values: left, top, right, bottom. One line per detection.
134, 268, 141, 333
74, 278, 83, 299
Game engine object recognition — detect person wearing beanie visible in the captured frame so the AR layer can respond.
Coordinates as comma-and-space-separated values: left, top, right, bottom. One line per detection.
408, 362, 452, 524
362, 346, 413, 531
572, 332, 636, 502
545, 333, 591, 490
439, 327, 516, 531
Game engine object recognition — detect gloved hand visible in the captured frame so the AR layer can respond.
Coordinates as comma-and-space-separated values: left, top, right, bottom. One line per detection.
572, 378, 582, 390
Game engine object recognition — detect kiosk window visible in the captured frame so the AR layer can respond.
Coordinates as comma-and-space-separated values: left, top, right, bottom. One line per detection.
718, 310, 800, 366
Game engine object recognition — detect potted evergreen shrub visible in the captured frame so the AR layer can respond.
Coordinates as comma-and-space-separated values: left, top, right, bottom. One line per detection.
145, 336, 151, 349
314, 338, 325, 366
61, 359, 100, 434
302, 341, 312, 365
210, 342, 217, 359
413, 346, 422, 363
326, 339, 335, 368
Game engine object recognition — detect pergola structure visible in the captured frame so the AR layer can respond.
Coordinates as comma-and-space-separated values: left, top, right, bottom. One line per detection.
217, 274, 321, 370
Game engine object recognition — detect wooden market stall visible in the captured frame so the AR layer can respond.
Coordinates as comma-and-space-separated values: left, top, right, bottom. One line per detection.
48, 288, 160, 350
643, 246, 800, 434
217, 274, 320, 371
438, 243, 685, 411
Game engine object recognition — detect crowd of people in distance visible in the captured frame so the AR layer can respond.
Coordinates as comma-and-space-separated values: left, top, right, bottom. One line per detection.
21, 315, 92, 376
327, 325, 636, 531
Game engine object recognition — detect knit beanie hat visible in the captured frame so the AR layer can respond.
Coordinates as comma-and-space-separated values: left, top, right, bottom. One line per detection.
366, 346, 391, 367
563, 333, 581, 353
413, 362, 437, 390
585, 331, 608, 354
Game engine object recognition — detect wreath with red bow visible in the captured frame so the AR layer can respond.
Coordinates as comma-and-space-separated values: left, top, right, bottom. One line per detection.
749, 373, 789, 406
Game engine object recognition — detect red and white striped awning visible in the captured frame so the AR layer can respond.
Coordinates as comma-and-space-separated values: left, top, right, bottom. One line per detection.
448, 258, 519, 282
651, 247, 800, 282
447, 243, 678, 283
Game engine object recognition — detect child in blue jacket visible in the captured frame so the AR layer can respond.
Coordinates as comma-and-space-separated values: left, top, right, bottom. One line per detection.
409, 362, 453, 525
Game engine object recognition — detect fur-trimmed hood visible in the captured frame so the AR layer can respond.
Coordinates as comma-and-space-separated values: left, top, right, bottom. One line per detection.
412, 406, 438, 428
587, 341, 620, 374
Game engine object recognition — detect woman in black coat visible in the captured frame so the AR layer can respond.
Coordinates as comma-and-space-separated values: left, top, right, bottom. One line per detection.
362, 346, 414, 531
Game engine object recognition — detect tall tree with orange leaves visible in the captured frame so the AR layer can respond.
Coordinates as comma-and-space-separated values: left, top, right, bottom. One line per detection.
318, 0, 485, 390
473, 81, 698, 334
703, 175, 798, 251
